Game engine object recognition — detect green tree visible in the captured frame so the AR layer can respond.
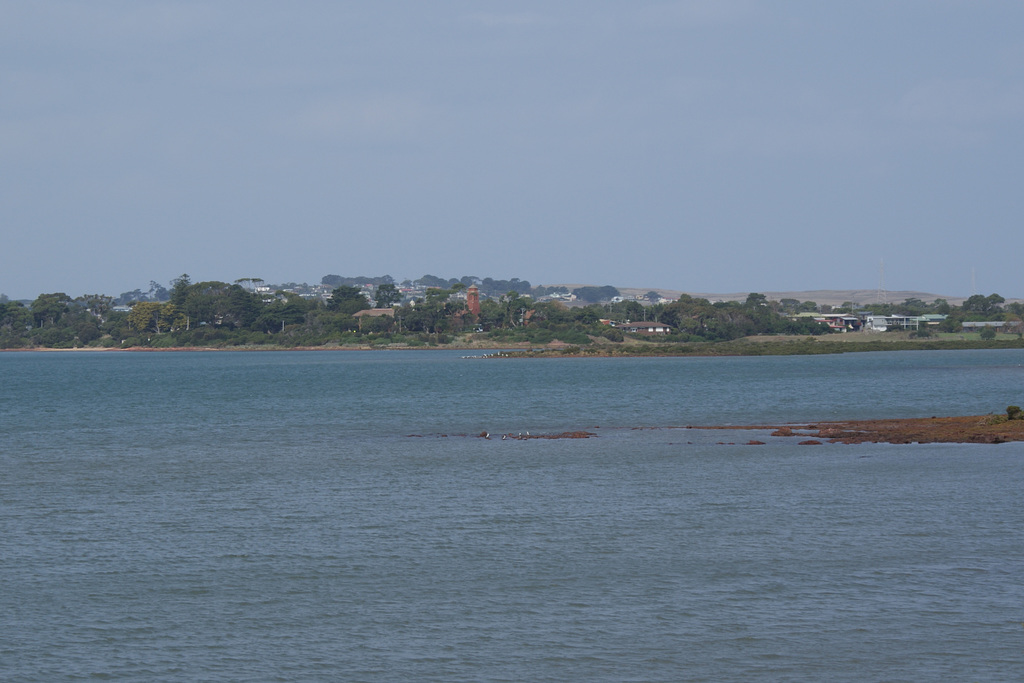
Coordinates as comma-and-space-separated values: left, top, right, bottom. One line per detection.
415, 274, 450, 289
148, 281, 170, 301
475, 298, 505, 331
574, 306, 601, 325
529, 300, 573, 326
0, 301, 29, 327
160, 303, 187, 332
897, 298, 927, 315
744, 293, 768, 308
170, 274, 192, 307
31, 293, 73, 327
74, 320, 102, 344
0, 301, 33, 346
401, 287, 466, 336
778, 298, 801, 313
987, 294, 1006, 311
360, 315, 394, 334
619, 300, 645, 321
500, 291, 532, 328
178, 281, 236, 327
76, 294, 114, 321
255, 293, 310, 333
328, 285, 371, 315
224, 285, 260, 328
963, 293, 1004, 314
127, 301, 163, 333
572, 285, 620, 303
374, 283, 401, 308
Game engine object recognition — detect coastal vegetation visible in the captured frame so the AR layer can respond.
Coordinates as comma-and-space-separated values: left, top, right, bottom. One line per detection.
1, 274, 1021, 354
495, 337, 1024, 358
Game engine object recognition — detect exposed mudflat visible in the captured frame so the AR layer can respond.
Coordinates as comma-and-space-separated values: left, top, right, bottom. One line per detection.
691, 416, 1024, 444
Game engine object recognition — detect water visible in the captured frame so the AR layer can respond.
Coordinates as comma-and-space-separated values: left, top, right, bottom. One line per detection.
2, 349, 1023, 681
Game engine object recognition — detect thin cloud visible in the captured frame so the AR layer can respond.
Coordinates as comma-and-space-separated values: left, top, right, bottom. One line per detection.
291, 94, 432, 143
896, 79, 1024, 125
633, 0, 758, 27
0, 1, 221, 47
464, 12, 550, 29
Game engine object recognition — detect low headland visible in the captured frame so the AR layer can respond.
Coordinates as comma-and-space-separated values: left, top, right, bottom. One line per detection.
5, 333, 1024, 357
6, 334, 1024, 357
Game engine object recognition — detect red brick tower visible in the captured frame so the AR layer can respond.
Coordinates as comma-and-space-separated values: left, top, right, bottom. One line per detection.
466, 285, 480, 316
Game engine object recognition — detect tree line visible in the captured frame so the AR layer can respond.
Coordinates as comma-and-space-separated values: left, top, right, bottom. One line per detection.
1, 277, 1019, 350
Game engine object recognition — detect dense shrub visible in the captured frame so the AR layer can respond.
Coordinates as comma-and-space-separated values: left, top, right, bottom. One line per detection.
556, 330, 592, 345
526, 328, 556, 344
149, 335, 179, 348
31, 327, 75, 347
601, 328, 624, 342
75, 323, 102, 344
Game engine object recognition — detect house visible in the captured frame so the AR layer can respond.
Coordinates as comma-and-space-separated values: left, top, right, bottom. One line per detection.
865, 314, 945, 331
961, 321, 1007, 330
792, 312, 861, 332
618, 322, 673, 335
813, 314, 862, 332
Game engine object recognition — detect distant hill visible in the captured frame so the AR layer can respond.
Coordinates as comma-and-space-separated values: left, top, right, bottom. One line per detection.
546, 286, 987, 307
657, 289, 968, 307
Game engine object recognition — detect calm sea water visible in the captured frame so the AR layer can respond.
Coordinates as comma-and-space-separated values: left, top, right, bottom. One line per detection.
2, 349, 1023, 681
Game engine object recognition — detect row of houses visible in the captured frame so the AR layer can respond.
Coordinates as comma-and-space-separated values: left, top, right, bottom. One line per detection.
794, 312, 949, 332
609, 312, 974, 336
615, 322, 674, 334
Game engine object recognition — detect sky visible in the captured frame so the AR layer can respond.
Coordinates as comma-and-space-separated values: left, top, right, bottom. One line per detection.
2, 1, 1023, 301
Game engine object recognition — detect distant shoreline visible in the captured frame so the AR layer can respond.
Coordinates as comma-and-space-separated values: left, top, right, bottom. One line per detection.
0, 345, 378, 353
488, 337, 1024, 358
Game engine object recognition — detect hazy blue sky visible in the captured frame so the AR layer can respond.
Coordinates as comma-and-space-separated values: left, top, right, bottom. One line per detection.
2, 1, 1022, 300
